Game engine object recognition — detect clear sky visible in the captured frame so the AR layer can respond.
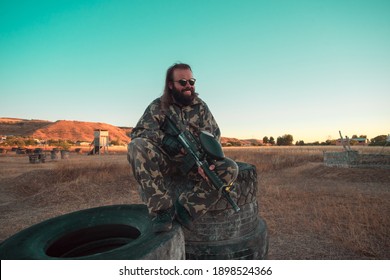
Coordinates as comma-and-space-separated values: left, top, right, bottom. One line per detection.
1, 0, 389, 142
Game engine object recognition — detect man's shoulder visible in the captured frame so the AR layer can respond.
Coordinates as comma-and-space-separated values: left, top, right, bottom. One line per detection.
193, 95, 207, 106
137, 98, 163, 118
146, 98, 163, 110
149, 97, 162, 105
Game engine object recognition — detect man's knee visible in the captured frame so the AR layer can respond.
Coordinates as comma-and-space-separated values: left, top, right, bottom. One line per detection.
128, 138, 156, 163
128, 138, 172, 178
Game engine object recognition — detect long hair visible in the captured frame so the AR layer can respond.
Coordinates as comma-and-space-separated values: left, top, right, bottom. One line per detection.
161, 63, 192, 111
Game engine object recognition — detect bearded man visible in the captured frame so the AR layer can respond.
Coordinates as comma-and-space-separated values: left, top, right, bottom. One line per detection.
127, 63, 238, 233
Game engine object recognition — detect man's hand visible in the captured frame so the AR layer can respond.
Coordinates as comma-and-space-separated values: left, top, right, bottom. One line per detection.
198, 165, 215, 181
162, 135, 183, 156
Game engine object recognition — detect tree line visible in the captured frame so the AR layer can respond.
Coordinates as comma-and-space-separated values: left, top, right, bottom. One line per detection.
263, 134, 388, 146
0, 136, 73, 150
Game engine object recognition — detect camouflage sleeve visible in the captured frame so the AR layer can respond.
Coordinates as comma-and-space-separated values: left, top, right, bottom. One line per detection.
130, 100, 165, 145
200, 102, 221, 142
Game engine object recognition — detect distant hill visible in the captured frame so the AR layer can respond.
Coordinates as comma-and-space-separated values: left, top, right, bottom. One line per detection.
0, 118, 52, 136
220, 137, 263, 147
0, 118, 131, 144
0, 117, 262, 146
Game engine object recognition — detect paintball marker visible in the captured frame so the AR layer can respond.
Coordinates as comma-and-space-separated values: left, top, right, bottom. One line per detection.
162, 115, 240, 213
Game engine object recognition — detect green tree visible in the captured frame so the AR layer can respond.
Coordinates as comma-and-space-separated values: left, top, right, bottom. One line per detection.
369, 135, 387, 146
296, 140, 305, 146
48, 139, 71, 150
24, 138, 37, 146
325, 139, 333, 145
263, 136, 269, 144
15, 138, 26, 147
269, 136, 275, 145
349, 139, 358, 146
110, 138, 121, 145
277, 134, 294, 146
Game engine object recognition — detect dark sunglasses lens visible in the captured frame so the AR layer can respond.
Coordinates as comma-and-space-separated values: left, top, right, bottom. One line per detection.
178, 80, 187, 86
189, 79, 195, 86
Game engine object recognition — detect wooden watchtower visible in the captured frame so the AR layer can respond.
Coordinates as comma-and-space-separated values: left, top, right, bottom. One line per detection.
91, 130, 109, 155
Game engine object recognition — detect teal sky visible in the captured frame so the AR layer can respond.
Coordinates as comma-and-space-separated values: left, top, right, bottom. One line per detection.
1, 0, 389, 142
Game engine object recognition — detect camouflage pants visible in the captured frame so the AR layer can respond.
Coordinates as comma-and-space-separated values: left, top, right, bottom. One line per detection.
127, 138, 238, 220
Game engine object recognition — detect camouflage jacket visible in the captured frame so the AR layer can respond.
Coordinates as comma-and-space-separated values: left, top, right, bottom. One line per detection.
130, 96, 221, 146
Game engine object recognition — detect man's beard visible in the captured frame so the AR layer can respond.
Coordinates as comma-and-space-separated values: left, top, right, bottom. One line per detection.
171, 86, 196, 106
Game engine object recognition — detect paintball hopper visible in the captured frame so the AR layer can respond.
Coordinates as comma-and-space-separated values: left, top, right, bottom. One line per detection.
199, 131, 225, 161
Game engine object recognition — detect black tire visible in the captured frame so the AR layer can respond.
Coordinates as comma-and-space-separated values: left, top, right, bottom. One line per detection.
183, 162, 260, 241
211, 161, 259, 210
167, 161, 268, 259
182, 202, 259, 242
185, 217, 268, 260
0, 204, 185, 260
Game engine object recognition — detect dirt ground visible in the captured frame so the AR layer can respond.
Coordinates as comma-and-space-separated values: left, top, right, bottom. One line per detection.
260, 163, 390, 259
0, 154, 139, 243
0, 151, 389, 259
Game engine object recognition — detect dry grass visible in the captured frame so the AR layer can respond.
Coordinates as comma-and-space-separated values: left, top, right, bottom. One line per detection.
0, 146, 389, 259
0, 154, 140, 242
225, 146, 390, 259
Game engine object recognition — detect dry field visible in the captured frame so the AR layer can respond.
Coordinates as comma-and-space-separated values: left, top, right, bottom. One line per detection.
0, 146, 389, 259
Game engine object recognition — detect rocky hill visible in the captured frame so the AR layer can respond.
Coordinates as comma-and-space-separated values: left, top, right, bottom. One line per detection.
0, 118, 52, 136
220, 137, 263, 147
0, 117, 262, 146
0, 118, 131, 144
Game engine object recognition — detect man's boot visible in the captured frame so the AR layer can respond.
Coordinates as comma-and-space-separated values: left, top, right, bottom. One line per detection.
151, 206, 175, 233
174, 200, 194, 230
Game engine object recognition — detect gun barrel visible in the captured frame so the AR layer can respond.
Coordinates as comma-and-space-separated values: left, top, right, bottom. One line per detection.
222, 191, 241, 212
201, 160, 240, 213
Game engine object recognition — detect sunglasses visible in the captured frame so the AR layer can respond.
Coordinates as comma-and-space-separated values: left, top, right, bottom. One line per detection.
174, 78, 196, 87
